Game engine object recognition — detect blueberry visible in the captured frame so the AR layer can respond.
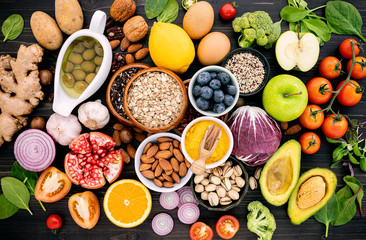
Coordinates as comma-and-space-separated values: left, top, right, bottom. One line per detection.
201, 86, 213, 100
224, 94, 235, 107
196, 97, 210, 111
213, 103, 226, 113
218, 72, 231, 86
193, 85, 202, 97
213, 90, 225, 103
197, 71, 211, 86
209, 79, 221, 90
210, 72, 218, 79
226, 84, 237, 96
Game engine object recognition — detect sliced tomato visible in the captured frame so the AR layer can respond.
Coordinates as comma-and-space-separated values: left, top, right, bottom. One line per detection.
190, 222, 213, 240
68, 191, 100, 229
216, 215, 239, 239
35, 166, 72, 202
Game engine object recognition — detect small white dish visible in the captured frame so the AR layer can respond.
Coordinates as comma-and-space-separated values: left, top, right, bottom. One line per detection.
53, 10, 112, 116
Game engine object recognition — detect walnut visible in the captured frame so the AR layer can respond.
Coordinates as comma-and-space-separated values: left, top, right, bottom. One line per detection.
110, 0, 136, 22
123, 16, 148, 42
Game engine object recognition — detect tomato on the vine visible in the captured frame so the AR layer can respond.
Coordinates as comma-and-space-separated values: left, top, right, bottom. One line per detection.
339, 39, 360, 59
216, 215, 240, 239
306, 77, 333, 104
190, 222, 213, 240
299, 105, 324, 130
299, 132, 321, 154
336, 80, 363, 106
322, 114, 348, 139
220, 3, 237, 20
319, 56, 342, 79
46, 214, 62, 234
347, 56, 366, 79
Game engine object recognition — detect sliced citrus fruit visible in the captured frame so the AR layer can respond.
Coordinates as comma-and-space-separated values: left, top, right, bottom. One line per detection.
103, 179, 152, 228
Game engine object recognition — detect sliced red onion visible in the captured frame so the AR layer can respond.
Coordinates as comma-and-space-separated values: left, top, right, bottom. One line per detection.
178, 203, 200, 224
178, 187, 198, 207
14, 129, 56, 172
160, 192, 179, 210
152, 213, 174, 236
177, 186, 191, 195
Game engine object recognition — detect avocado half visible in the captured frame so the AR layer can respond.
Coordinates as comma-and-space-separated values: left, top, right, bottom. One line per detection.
259, 140, 301, 206
287, 168, 337, 225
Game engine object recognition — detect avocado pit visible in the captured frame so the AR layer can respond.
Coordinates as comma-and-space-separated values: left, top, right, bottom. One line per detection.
297, 176, 326, 209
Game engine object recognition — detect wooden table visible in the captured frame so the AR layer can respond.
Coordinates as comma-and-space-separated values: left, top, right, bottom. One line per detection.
1, 0, 365, 239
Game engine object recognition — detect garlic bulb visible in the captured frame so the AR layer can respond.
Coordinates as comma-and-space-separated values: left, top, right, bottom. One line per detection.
46, 113, 82, 146
78, 100, 110, 130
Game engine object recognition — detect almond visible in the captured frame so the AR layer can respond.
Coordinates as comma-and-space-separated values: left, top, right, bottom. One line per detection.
169, 144, 174, 154
127, 144, 136, 159
140, 154, 155, 163
171, 158, 179, 172
159, 158, 172, 171
143, 142, 152, 154
158, 176, 165, 181
151, 160, 159, 171
179, 162, 187, 177
135, 133, 146, 142
155, 164, 163, 177
110, 40, 120, 49
147, 144, 159, 158
135, 48, 149, 60
113, 123, 125, 130
126, 54, 134, 64
159, 142, 171, 151
119, 148, 130, 164
139, 163, 151, 171
173, 140, 180, 148
141, 170, 154, 179
280, 122, 288, 130
120, 37, 130, 51
284, 124, 302, 135
113, 130, 121, 146
155, 150, 173, 159
153, 178, 163, 187
157, 137, 173, 143
165, 169, 173, 175
163, 181, 174, 188
171, 172, 180, 183
132, 126, 144, 133
162, 173, 173, 183
184, 158, 191, 168
127, 43, 143, 53
173, 149, 184, 162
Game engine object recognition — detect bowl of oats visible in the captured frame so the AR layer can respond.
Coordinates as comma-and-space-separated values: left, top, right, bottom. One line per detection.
222, 48, 270, 97
123, 67, 188, 133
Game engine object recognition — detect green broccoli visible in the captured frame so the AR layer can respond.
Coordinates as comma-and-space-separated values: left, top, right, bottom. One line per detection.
256, 35, 268, 47
232, 17, 242, 33
247, 201, 276, 240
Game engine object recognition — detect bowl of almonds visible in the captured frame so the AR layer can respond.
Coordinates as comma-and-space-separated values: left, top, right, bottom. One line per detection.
135, 133, 193, 192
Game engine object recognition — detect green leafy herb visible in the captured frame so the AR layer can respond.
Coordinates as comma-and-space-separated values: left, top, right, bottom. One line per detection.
280, 6, 312, 22
314, 194, 339, 238
332, 185, 357, 226
157, 0, 179, 23
343, 176, 363, 217
1, 177, 33, 215
301, 18, 331, 42
273, 20, 282, 39
1, 14, 24, 42
145, 0, 168, 19
360, 156, 366, 172
0, 194, 19, 219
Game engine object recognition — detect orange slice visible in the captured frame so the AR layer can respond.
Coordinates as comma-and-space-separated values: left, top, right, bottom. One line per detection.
103, 179, 152, 228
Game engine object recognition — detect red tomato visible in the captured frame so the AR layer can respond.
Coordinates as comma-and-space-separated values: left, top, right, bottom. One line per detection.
190, 222, 213, 240
46, 214, 62, 234
306, 77, 333, 104
216, 215, 240, 239
220, 3, 237, 20
336, 80, 363, 106
68, 191, 100, 229
347, 56, 366, 79
339, 39, 360, 59
319, 56, 342, 79
299, 132, 321, 154
299, 105, 324, 130
322, 114, 348, 139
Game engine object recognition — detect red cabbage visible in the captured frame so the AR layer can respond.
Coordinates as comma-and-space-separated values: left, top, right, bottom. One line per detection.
227, 106, 281, 166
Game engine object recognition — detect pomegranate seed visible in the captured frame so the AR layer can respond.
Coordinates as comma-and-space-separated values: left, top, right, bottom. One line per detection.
94, 155, 99, 160
101, 153, 106, 158
80, 161, 86, 166
85, 163, 91, 169
91, 159, 97, 165
80, 180, 85, 184
98, 162, 104, 168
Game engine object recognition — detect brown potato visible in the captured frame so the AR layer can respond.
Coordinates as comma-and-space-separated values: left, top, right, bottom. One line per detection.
55, 0, 83, 35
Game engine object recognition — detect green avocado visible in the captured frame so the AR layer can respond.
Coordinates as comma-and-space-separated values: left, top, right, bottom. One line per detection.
287, 168, 337, 225
259, 140, 301, 206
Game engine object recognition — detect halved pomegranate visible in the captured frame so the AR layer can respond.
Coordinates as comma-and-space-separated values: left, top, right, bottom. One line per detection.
65, 132, 123, 189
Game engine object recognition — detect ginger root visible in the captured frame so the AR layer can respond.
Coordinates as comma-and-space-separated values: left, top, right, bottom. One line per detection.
0, 44, 44, 146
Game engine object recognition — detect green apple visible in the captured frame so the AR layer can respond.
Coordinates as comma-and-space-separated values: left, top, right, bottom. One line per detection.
262, 74, 308, 122
275, 31, 319, 72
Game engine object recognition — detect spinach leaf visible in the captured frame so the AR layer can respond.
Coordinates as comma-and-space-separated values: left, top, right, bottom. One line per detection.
314, 194, 339, 238
12, 161, 38, 196
344, 176, 363, 216
0, 194, 19, 219
348, 153, 359, 165
280, 6, 312, 22
360, 157, 366, 172
302, 18, 331, 42
1, 14, 24, 42
353, 143, 362, 157
289, 22, 298, 32
333, 144, 348, 162
332, 186, 357, 226
157, 0, 179, 23
325, 1, 366, 42
273, 20, 282, 39
1, 177, 33, 215
145, 0, 169, 20
331, 160, 345, 169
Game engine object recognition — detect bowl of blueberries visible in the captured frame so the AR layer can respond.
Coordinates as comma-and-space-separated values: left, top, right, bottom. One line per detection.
188, 66, 239, 117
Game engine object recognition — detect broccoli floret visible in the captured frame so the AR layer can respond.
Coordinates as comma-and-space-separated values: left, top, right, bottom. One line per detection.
232, 17, 242, 33
244, 28, 256, 42
247, 201, 276, 240
248, 11, 274, 35
239, 16, 250, 29
264, 33, 277, 49
256, 29, 265, 38
256, 35, 268, 46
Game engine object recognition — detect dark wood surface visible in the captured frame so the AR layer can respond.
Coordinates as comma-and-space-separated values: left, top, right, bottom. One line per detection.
1, 0, 366, 239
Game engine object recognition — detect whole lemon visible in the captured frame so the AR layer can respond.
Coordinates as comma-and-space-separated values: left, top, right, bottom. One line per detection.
149, 22, 195, 74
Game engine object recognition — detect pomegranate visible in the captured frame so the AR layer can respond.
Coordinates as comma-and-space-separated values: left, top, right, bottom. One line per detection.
65, 132, 123, 189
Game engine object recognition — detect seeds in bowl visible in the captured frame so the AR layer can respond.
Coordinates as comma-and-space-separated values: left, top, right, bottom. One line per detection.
224, 52, 265, 94
127, 71, 183, 128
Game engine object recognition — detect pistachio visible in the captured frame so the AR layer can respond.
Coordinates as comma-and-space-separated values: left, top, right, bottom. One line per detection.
201, 179, 209, 186
232, 186, 241, 192
194, 174, 205, 184
230, 174, 236, 180
220, 197, 232, 205
223, 167, 234, 178
216, 186, 226, 198
235, 177, 245, 188
225, 161, 233, 167
228, 190, 240, 200
201, 191, 209, 201
203, 172, 210, 178
205, 168, 213, 174
195, 184, 204, 193
210, 175, 221, 185
233, 165, 243, 176
221, 178, 232, 191
205, 184, 217, 192
213, 167, 223, 177
249, 176, 258, 190
230, 179, 236, 185
254, 167, 262, 180
208, 192, 219, 207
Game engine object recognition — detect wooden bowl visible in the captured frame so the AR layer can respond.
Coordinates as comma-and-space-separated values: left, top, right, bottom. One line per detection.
106, 63, 150, 126
123, 67, 188, 133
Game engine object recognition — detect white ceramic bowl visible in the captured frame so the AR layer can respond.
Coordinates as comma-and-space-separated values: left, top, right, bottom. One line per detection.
181, 116, 233, 169
188, 65, 239, 117
135, 133, 192, 193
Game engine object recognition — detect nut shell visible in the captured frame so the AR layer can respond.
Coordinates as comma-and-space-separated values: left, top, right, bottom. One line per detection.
110, 0, 136, 22
123, 16, 148, 42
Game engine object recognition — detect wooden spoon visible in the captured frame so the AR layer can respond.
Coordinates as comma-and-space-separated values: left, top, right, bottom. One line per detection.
190, 125, 222, 175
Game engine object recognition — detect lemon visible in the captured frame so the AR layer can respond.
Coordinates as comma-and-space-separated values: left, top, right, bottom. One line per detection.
149, 22, 195, 74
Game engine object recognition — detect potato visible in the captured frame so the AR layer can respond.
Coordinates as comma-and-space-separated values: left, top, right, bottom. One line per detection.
55, 0, 83, 35
30, 11, 63, 50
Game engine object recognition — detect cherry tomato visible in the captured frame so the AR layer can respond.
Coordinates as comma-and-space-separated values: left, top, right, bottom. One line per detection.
68, 191, 100, 229
190, 222, 213, 240
299, 132, 321, 154
220, 3, 237, 20
299, 105, 324, 130
347, 56, 366, 79
46, 214, 62, 234
216, 215, 240, 239
306, 77, 333, 104
336, 80, 363, 106
319, 56, 342, 79
322, 114, 348, 139
339, 38, 360, 59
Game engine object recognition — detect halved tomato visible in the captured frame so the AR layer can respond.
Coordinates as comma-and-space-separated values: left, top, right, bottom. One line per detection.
190, 222, 213, 240
216, 215, 240, 239
68, 191, 100, 229
35, 166, 72, 202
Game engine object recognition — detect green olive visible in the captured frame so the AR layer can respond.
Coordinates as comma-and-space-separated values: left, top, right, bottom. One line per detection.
85, 73, 96, 84
96, 66, 100, 73
94, 42, 103, 56
81, 61, 96, 73
68, 53, 83, 65
94, 56, 103, 65
65, 61, 74, 73
62, 73, 75, 88
73, 42, 85, 53
83, 49, 96, 61
74, 81, 89, 93
72, 69, 86, 81
82, 37, 95, 48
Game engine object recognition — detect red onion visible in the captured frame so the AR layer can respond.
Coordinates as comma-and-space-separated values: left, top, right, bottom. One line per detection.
178, 203, 200, 224
178, 187, 198, 207
152, 213, 174, 236
14, 129, 56, 172
160, 192, 179, 210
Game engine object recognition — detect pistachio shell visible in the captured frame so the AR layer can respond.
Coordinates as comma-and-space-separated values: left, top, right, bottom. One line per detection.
208, 192, 219, 206
216, 186, 226, 198
205, 184, 216, 192
210, 175, 221, 185
194, 174, 205, 184
201, 191, 208, 200
221, 178, 232, 191
235, 176, 245, 188
233, 165, 243, 176
195, 184, 204, 193
228, 190, 240, 200
201, 179, 210, 186
219, 197, 232, 205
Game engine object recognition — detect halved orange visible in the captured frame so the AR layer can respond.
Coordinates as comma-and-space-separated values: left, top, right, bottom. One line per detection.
103, 179, 152, 228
